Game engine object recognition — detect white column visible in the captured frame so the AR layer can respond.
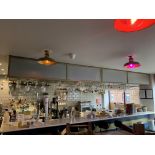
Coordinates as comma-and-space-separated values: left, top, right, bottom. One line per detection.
150, 74, 155, 112
103, 90, 110, 110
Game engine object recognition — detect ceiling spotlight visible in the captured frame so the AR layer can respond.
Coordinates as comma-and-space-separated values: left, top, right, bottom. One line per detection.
0, 63, 2, 66
1, 69, 4, 71
37, 50, 56, 65
69, 53, 76, 60
124, 56, 141, 69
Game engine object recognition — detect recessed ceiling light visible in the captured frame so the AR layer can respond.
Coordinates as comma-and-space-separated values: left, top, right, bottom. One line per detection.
0, 63, 2, 66
1, 69, 4, 71
69, 53, 76, 60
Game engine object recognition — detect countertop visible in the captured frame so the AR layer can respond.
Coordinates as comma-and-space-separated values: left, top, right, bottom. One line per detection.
0, 111, 154, 134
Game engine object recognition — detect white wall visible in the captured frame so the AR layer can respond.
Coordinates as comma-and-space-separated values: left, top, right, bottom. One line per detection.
0, 78, 11, 106
140, 74, 155, 112
140, 99, 154, 111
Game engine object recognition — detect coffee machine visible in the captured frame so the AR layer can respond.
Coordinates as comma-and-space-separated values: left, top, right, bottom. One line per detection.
38, 92, 49, 121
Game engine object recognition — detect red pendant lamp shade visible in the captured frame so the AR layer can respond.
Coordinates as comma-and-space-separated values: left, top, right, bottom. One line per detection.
124, 56, 141, 69
115, 19, 155, 32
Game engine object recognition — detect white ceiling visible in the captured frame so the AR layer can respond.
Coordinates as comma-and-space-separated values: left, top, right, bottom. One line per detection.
0, 19, 155, 74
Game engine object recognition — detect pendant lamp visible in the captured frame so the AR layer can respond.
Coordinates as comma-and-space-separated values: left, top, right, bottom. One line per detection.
37, 50, 56, 65
124, 56, 141, 69
114, 19, 155, 32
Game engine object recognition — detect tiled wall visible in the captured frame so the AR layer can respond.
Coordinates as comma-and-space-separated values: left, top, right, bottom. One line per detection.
0, 78, 102, 108
0, 79, 12, 106
0, 77, 141, 110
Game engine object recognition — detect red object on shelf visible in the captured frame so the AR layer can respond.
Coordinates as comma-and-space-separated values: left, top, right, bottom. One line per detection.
124, 56, 141, 69
114, 19, 155, 32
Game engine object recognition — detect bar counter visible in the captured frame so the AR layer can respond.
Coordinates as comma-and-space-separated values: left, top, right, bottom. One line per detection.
0, 112, 154, 135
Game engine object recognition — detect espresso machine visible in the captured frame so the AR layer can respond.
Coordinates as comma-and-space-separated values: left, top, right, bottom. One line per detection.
37, 92, 49, 121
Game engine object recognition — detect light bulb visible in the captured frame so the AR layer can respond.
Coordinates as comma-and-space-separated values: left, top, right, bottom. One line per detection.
130, 19, 137, 25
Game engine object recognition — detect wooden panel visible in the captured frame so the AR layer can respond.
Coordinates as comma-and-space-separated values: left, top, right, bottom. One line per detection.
128, 72, 150, 85
8, 56, 66, 80
67, 65, 101, 81
102, 69, 127, 83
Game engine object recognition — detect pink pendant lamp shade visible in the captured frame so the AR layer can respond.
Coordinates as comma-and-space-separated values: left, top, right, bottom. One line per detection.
124, 56, 141, 69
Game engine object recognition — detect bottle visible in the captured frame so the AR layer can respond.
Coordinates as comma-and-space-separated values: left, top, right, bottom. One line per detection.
1, 109, 10, 129
2, 109, 10, 125
70, 107, 75, 122
43, 93, 49, 119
